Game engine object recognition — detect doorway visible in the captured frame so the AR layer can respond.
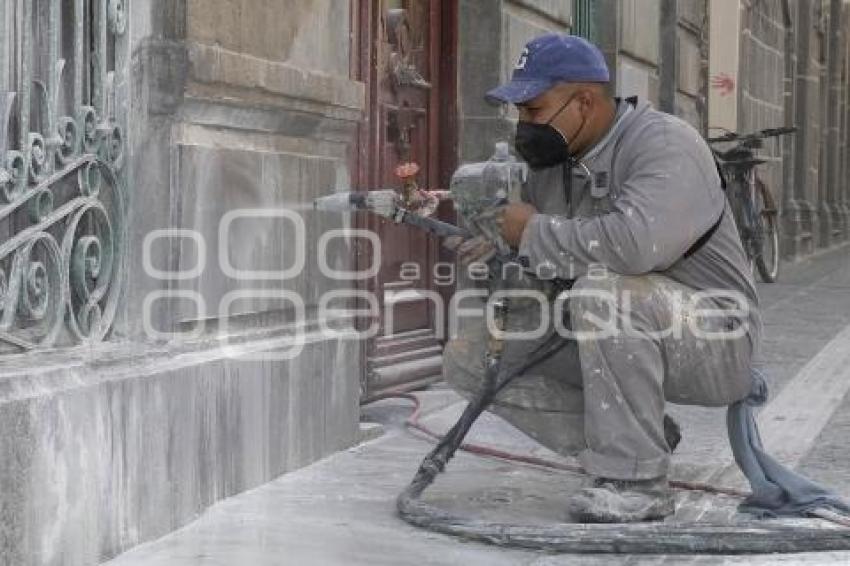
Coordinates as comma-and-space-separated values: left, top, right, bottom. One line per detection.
352, 0, 457, 401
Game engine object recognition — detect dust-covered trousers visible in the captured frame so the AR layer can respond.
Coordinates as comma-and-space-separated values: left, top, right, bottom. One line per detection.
443, 273, 756, 481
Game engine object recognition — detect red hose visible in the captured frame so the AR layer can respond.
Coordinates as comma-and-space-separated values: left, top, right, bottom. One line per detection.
374, 392, 850, 531
370, 391, 751, 499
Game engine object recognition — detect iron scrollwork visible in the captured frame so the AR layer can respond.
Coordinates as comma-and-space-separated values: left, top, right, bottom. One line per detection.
0, 0, 126, 352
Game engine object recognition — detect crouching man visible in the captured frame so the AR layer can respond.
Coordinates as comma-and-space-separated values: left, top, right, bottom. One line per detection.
443, 34, 761, 523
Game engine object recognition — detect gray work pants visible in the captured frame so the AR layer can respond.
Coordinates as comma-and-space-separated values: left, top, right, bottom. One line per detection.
443, 273, 755, 481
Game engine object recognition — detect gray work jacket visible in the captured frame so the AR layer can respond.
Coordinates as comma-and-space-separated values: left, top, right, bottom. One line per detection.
517, 98, 762, 354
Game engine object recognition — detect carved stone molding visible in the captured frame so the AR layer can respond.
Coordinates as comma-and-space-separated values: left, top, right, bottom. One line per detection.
186, 43, 366, 119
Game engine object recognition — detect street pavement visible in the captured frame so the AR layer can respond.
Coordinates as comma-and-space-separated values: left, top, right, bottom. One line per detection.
106, 244, 850, 565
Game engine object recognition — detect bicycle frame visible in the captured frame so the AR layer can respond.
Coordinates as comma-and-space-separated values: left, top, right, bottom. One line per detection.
721, 167, 753, 260
708, 127, 795, 282
742, 168, 762, 258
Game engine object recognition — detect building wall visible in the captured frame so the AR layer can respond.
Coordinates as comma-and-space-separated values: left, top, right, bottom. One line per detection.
618, 0, 661, 104
838, 3, 850, 239
821, 0, 850, 245
457, 0, 691, 158
737, 0, 789, 235
0, 1, 364, 564
673, 0, 850, 259
457, 0, 573, 164
677, 0, 708, 131
457, 0, 711, 160
617, 0, 709, 131
735, 0, 850, 259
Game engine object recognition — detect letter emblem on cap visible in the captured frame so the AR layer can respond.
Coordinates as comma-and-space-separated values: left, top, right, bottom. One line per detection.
515, 48, 529, 70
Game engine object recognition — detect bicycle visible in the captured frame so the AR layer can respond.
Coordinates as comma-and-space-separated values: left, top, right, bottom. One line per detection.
707, 127, 796, 283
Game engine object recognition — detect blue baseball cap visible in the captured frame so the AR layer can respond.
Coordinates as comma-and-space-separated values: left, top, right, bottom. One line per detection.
486, 34, 610, 104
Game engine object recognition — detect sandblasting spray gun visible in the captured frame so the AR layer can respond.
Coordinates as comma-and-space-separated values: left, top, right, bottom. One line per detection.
313, 140, 529, 369
314, 143, 572, 505
313, 142, 525, 250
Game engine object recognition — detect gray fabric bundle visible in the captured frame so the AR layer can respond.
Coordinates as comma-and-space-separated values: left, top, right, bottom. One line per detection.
728, 367, 850, 518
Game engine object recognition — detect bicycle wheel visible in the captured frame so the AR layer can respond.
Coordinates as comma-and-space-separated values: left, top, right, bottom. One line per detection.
753, 176, 780, 283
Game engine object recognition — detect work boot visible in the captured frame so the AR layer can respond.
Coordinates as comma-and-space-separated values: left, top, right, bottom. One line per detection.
566, 477, 675, 523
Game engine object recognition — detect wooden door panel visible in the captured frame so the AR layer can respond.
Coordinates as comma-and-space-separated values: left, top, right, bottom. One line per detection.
355, 0, 456, 401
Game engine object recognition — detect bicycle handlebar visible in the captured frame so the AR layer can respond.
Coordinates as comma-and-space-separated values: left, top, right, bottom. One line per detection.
707, 127, 797, 144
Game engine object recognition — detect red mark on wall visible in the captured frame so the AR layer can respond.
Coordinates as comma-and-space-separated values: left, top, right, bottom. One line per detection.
711, 73, 735, 97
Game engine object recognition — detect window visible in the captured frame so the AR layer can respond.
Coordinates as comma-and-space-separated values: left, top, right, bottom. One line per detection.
0, 0, 127, 352
572, 0, 597, 42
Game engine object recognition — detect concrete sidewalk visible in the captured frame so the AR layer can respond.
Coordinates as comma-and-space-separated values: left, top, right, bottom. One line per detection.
106, 245, 850, 566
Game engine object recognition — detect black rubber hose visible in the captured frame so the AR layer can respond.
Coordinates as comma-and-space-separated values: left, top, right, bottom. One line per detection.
395, 336, 850, 554
399, 331, 569, 501
398, 504, 850, 554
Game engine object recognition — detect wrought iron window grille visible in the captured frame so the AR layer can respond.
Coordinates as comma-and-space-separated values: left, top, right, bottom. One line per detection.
0, 0, 127, 352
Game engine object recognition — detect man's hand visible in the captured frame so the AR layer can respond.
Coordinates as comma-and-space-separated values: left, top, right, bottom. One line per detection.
500, 202, 537, 247
444, 235, 496, 265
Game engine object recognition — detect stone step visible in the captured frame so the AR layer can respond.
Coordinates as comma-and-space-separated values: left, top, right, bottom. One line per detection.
369, 344, 443, 370
368, 355, 444, 393
374, 329, 439, 357
375, 328, 433, 343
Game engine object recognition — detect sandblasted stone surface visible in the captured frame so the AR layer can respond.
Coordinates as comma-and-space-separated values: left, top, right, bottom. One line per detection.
0, 333, 360, 565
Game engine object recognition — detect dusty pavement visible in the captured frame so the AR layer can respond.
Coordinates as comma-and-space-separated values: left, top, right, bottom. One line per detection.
106, 245, 850, 566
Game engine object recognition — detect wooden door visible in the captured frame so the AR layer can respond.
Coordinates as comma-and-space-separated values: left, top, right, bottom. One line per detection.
352, 0, 457, 401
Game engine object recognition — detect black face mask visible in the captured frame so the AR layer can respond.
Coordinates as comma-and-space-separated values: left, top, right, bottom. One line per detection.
515, 95, 586, 170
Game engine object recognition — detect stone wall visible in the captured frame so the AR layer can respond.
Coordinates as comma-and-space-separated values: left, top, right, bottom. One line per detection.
708, 0, 850, 261
618, 0, 661, 103
122, 0, 366, 555
128, 0, 364, 339
820, 0, 850, 246
457, 0, 573, 163
457, 0, 711, 159
676, 0, 708, 131
838, 8, 850, 240
784, 0, 833, 257
618, 0, 709, 131
0, 1, 364, 564
738, 0, 789, 231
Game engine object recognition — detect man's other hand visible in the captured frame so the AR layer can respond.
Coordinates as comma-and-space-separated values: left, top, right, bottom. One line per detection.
501, 202, 537, 247
445, 235, 496, 265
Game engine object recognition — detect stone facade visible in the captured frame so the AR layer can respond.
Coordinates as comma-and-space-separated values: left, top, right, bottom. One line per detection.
457, 0, 711, 165
729, 0, 850, 259
676, 0, 709, 130
737, 0, 791, 250
457, 0, 574, 164
617, 0, 663, 104
0, 1, 362, 564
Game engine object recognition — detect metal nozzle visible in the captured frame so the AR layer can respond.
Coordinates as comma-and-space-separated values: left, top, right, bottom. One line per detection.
313, 190, 399, 219
314, 190, 466, 239
313, 192, 367, 213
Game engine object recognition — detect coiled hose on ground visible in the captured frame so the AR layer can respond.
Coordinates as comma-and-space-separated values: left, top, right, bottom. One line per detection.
376, 334, 850, 554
